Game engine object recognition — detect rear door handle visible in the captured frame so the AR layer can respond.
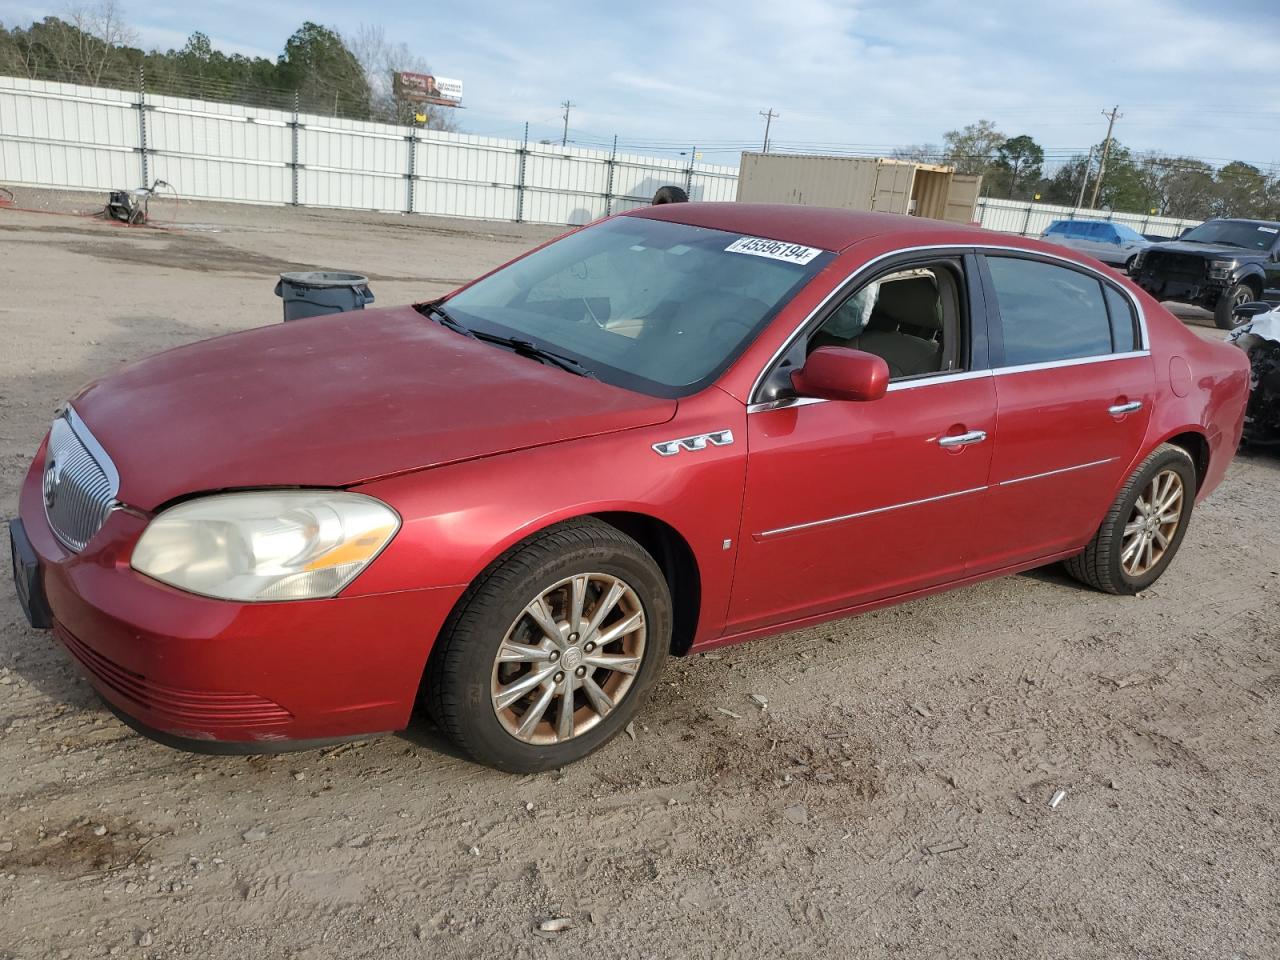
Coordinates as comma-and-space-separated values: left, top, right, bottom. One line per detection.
1108, 400, 1143, 415
936, 430, 988, 448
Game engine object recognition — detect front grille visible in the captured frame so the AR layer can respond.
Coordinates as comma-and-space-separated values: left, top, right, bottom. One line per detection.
57, 624, 294, 729
43, 408, 119, 552
1143, 251, 1208, 283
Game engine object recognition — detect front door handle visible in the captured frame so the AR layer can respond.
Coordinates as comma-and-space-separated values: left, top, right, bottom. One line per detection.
1108, 400, 1143, 415
936, 430, 988, 448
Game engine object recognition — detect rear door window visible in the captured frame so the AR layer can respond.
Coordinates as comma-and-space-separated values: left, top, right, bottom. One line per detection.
985, 256, 1113, 366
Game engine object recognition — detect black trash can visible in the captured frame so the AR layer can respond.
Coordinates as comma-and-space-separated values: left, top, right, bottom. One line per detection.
274, 271, 375, 322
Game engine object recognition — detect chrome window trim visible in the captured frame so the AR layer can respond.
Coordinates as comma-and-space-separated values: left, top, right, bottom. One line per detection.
746, 242, 1151, 408
747, 368, 993, 414
992, 350, 1150, 377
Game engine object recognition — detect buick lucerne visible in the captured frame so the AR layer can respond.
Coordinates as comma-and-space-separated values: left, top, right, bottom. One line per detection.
10, 203, 1250, 771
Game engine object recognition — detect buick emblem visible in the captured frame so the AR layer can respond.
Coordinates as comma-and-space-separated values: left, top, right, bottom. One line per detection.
43, 458, 62, 509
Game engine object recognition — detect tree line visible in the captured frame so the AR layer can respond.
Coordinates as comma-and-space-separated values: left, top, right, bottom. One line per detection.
894, 120, 1280, 222
0, 5, 457, 129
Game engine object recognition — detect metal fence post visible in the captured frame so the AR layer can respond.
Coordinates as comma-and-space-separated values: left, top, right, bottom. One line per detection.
290, 92, 300, 206
406, 126, 417, 215
605, 134, 617, 216
136, 66, 149, 187
685, 145, 696, 197
1022, 202, 1034, 237
515, 122, 528, 223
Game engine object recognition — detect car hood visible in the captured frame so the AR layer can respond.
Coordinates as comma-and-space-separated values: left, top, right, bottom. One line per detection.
1145, 240, 1269, 261
70, 306, 677, 511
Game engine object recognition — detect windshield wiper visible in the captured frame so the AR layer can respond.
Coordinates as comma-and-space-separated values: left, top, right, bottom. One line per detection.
420, 302, 474, 337
469, 331, 597, 379
418, 302, 594, 378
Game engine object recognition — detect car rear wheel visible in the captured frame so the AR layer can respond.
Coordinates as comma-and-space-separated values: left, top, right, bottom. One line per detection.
1064, 444, 1196, 595
424, 520, 671, 772
1214, 282, 1256, 330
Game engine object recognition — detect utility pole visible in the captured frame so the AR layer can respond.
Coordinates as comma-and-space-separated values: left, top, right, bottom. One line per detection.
759, 108, 778, 153
1073, 145, 1096, 215
560, 100, 574, 146
1088, 105, 1122, 210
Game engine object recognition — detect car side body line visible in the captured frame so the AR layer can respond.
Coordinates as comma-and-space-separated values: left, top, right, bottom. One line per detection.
996, 457, 1119, 487
755, 485, 989, 540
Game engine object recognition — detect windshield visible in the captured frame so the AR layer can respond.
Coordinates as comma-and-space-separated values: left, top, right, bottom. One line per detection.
1114, 224, 1146, 243
442, 217, 833, 397
1178, 220, 1280, 250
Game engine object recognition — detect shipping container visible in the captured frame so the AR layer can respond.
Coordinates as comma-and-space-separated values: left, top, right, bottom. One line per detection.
735, 152, 981, 225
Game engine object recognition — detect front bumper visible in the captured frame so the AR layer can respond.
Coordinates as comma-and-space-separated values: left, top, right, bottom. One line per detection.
16, 454, 465, 751
1135, 274, 1225, 307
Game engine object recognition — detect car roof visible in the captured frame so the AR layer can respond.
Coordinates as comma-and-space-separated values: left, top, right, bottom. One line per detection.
1204, 217, 1280, 228
621, 202, 991, 253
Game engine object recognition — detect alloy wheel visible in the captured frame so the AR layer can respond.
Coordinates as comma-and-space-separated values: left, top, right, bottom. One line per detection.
1121, 468, 1185, 577
490, 573, 646, 745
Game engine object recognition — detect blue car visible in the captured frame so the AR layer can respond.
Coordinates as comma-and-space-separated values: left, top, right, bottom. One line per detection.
1041, 220, 1151, 271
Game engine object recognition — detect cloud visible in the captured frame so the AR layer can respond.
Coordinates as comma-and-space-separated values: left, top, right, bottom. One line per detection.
8, 0, 1278, 167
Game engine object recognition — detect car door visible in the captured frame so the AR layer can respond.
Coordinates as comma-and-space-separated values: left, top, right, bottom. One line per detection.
967, 252, 1155, 572
725, 253, 997, 636
1266, 238, 1280, 297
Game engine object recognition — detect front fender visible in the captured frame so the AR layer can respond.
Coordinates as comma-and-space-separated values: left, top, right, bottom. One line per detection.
345, 388, 748, 647
1234, 262, 1268, 291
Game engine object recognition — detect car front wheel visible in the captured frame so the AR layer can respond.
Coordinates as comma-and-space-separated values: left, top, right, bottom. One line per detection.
1064, 444, 1196, 595
424, 520, 671, 772
1214, 282, 1256, 330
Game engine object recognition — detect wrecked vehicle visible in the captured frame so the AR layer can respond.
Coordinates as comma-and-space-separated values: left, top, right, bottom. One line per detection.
1230, 301, 1280, 445
1131, 218, 1280, 330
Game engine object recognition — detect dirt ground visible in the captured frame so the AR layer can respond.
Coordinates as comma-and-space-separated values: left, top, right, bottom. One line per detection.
1, 189, 1277, 960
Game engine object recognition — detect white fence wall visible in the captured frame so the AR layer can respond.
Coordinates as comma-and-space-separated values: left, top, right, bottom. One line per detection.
0, 75, 1206, 236
975, 196, 1201, 239
0, 76, 737, 226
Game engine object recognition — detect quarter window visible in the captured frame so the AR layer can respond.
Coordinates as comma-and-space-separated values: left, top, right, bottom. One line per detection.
1104, 284, 1139, 352
986, 256, 1113, 366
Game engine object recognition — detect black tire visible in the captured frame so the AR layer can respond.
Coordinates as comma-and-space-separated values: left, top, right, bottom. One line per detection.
1064, 443, 1197, 595
1214, 282, 1257, 330
424, 520, 671, 772
651, 185, 688, 205
1123, 255, 1136, 275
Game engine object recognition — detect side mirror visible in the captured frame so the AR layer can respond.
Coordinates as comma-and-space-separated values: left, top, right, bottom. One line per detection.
1233, 301, 1274, 321
791, 346, 890, 402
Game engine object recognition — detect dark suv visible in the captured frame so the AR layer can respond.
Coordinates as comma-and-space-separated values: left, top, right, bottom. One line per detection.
1131, 219, 1280, 329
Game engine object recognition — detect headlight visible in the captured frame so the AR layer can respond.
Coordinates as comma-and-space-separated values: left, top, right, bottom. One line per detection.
1209, 259, 1237, 279
1131, 251, 1146, 271
131, 491, 400, 601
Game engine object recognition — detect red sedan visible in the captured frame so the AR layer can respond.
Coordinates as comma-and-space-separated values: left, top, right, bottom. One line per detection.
10, 204, 1250, 771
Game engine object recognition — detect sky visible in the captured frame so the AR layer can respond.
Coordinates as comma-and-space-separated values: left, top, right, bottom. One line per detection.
4, 0, 1279, 171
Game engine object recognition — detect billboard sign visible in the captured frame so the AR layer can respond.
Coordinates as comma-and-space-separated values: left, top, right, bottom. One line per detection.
394, 72, 463, 107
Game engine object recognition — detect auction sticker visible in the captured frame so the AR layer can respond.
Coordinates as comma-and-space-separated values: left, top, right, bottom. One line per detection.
724, 236, 823, 264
